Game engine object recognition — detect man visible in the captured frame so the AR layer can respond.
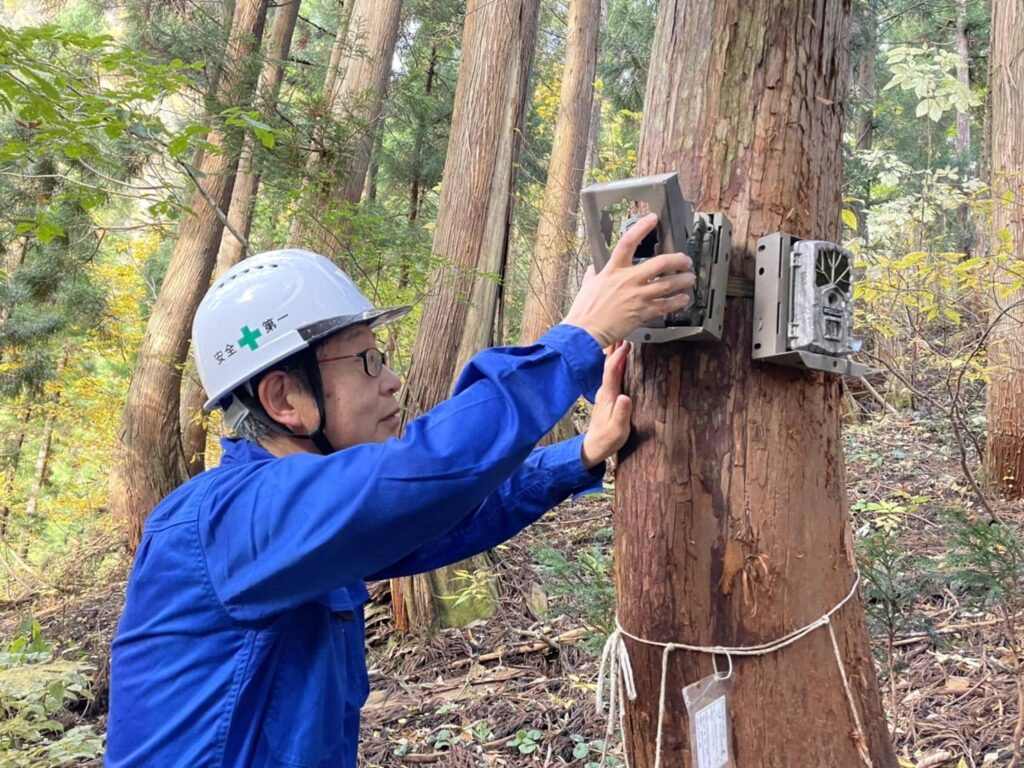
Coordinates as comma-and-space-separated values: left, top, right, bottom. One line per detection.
106, 214, 693, 767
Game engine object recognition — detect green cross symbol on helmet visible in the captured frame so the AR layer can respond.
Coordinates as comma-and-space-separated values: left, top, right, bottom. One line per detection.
191, 249, 411, 430
238, 325, 262, 351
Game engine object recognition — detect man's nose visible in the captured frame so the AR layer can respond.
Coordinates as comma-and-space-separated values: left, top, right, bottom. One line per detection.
381, 366, 401, 395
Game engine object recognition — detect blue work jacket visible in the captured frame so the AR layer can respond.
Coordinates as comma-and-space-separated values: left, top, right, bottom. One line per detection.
106, 324, 605, 767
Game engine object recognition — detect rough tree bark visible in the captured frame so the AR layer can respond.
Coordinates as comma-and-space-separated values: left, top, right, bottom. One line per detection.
450, 0, 540, 374
109, 0, 270, 551
394, 0, 542, 632
287, 0, 403, 254
519, 0, 600, 445
180, 0, 302, 477
614, 1, 896, 766
520, 0, 600, 343
984, 0, 1024, 498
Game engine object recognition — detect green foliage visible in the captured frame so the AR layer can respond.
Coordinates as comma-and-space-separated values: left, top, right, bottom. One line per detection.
426, 728, 462, 751
0, 618, 103, 765
943, 512, 1024, 621
533, 531, 616, 644
856, 530, 936, 643
570, 734, 622, 767
883, 45, 981, 123
599, 0, 657, 113
439, 567, 495, 609
506, 728, 543, 755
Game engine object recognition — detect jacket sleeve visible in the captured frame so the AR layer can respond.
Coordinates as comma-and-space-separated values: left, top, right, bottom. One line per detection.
365, 434, 604, 580
198, 324, 604, 623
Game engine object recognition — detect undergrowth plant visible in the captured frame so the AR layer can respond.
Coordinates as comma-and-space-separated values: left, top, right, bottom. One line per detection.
533, 529, 616, 650
0, 617, 104, 766
942, 512, 1024, 767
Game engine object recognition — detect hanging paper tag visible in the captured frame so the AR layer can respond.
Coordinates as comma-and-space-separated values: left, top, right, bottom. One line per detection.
682, 672, 736, 768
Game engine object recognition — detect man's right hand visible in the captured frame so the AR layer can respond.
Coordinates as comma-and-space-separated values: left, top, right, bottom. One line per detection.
562, 213, 695, 348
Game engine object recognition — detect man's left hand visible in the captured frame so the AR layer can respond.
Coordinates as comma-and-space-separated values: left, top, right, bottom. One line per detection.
581, 342, 633, 470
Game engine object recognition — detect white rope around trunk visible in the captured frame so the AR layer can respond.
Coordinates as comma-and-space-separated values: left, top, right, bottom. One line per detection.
596, 573, 872, 768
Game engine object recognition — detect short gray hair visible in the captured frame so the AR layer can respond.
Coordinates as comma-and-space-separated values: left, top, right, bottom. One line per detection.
233, 412, 276, 445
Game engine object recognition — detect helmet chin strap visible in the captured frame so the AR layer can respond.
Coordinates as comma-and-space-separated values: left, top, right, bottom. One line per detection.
233, 347, 337, 456
297, 347, 336, 456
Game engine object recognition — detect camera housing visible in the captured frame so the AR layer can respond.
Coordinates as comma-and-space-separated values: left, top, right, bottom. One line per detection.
581, 172, 731, 343
752, 232, 868, 375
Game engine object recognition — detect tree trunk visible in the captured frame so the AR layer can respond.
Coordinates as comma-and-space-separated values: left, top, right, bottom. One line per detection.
520, 0, 600, 344
109, 0, 270, 551
394, 0, 542, 633
954, 0, 971, 161
180, 0, 302, 476
287, 0, 403, 254
23, 350, 68, 525
854, 4, 876, 154
407, 46, 438, 226
568, 0, 606, 307
520, 0, 601, 446
615, 1, 896, 766
984, 0, 1024, 499
953, 0, 974, 256
323, 1, 355, 109
450, 0, 540, 374
0, 402, 32, 541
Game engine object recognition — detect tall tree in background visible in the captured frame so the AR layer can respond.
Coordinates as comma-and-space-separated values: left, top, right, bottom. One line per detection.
109, 0, 270, 550
520, 0, 600, 343
984, 0, 1024, 499
179, 0, 302, 476
287, 0, 403, 254
614, 0, 896, 764
394, 0, 542, 632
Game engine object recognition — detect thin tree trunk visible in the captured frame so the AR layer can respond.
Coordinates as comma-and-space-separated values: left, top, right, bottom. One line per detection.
520, 0, 600, 345
110, 0, 271, 551
0, 402, 33, 541
451, 0, 540, 374
984, 0, 1024, 498
23, 350, 68, 524
954, 0, 974, 255
615, 1, 895, 765
520, 0, 601, 446
288, 0, 403, 254
955, 0, 971, 161
395, 0, 542, 633
568, 0, 606, 308
180, 0, 302, 475
854, 6, 876, 153
323, 1, 354, 109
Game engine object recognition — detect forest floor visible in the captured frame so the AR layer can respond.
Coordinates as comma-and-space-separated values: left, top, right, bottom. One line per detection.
1, 412, 1022, 767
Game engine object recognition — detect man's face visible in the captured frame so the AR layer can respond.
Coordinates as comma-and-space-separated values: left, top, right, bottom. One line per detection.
311, 325, 402, 450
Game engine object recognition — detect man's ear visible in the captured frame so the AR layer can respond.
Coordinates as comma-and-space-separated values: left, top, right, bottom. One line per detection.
257, 371, 312, 432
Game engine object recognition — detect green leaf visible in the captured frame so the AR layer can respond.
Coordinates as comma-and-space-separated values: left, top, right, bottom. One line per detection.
36, 219, 65, 244
167, 134, 189, 157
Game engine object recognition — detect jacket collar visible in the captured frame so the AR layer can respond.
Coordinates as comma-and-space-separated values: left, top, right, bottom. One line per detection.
218, 437, 274, 466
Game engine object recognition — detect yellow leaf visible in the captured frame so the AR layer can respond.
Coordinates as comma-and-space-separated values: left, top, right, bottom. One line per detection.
898, 759, 916, 768
957, 759, 968, 768
841, 208, 858, 232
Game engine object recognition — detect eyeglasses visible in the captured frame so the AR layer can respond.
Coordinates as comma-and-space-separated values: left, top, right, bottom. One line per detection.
317, 347, 387, 377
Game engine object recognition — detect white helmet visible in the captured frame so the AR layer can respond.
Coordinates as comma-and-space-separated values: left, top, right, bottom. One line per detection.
193, 249, 409, 440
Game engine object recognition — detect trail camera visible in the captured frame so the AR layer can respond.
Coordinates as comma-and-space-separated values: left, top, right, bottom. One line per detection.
580, 172, 731, 343
752, 232, 868, 376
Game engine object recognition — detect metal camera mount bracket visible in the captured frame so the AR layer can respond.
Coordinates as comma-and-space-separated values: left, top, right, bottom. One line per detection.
580, 172, 732, 343
752, 231, 869, 376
